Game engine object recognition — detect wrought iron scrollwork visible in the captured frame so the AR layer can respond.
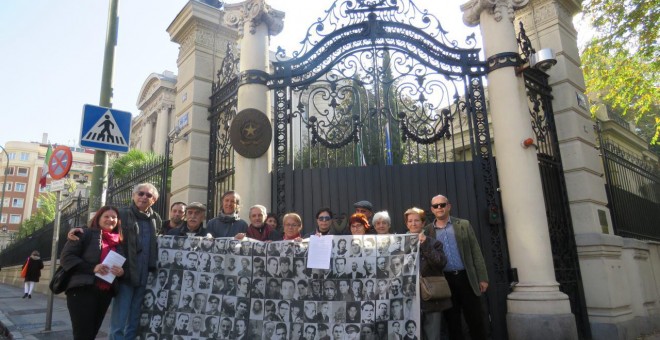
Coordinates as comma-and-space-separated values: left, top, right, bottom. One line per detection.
208, 41, 240, 217
516, 21, 535, 64
213, 42, 240, 92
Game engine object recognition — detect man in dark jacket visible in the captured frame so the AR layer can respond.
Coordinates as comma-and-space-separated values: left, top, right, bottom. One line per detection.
69, 182, 161, 340
167, 202, 207, 237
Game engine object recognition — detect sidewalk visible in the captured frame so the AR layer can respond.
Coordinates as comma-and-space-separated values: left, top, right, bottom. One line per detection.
0, 283, 110, 340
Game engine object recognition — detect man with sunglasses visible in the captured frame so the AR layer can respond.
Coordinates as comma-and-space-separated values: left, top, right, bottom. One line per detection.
424, 194, 488, 340
67, 183, 162, 340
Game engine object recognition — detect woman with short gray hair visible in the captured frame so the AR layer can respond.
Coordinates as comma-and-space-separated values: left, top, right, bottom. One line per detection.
372, 211, 392, 234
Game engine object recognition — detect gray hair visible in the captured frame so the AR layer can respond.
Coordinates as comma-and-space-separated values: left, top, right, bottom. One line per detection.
250, 204, 267, 216
372, 211, 391, 225
133, 183, 159, 200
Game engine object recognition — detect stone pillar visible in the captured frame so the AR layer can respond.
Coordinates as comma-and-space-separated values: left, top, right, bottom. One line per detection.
513, 1, 645, 337
224, 0, 284, 216
141, 116, 154, 152
167, 1, 237, 205
154, 106, 171, 155
462, 1, 577, 338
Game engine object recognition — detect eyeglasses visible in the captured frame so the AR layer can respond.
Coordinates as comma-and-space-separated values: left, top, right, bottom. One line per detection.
431, 202, 448, 209
284, 223, 301, 228
317, 216, 332, 221
137, 191, 154, 198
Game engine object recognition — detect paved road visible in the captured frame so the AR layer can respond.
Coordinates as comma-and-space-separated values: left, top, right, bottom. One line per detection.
0, 283, 110, 340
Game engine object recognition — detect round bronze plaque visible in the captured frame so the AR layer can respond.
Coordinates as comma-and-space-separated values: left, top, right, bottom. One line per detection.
229, 108, 272, 158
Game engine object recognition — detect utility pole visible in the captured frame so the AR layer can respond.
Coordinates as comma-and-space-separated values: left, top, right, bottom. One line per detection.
88, 0, 119, 215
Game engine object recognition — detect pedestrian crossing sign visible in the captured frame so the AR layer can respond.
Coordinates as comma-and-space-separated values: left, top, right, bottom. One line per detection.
80, 104, 132, 153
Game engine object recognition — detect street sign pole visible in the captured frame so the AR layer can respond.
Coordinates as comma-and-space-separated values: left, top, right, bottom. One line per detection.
89, 0, 119, 214
44, 188, 63, 331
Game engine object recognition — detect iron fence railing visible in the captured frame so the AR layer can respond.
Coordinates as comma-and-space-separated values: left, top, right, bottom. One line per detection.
0, 194, 88, 267
0, 155, 169, 267
598, 123, 660, 241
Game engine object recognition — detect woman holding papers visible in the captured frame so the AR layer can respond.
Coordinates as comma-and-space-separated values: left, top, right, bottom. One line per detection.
60, 205, 126, 340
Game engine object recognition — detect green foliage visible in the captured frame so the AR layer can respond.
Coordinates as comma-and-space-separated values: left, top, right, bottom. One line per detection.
581, 0, 660, 144
109, 149, 161, 180
16, 192, 56, 239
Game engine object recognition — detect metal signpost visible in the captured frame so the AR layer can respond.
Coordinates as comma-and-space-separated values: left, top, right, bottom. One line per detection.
44, 179, 69, 330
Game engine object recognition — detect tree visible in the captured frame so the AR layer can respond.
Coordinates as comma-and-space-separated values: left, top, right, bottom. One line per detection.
16, 192, 56, 239
580, 0, 660, 144
109, 149, 162, 180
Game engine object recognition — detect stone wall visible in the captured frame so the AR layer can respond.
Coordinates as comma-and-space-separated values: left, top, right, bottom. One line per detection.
0, 260, 57, 296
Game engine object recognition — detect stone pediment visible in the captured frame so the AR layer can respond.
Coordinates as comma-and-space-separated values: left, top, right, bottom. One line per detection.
137, 71, 177, 110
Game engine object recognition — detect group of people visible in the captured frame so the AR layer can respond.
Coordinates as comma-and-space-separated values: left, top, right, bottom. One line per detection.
56, 182, 489, 340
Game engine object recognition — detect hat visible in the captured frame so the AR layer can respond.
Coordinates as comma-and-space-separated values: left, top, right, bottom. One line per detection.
345, 324, 360, 333
318, 324, 329, 331
187, 202, 206, 211
354, 200, 373, 211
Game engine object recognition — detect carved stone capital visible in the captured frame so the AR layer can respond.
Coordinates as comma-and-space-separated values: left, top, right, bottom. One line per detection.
462, 0, 529, 26
224, 0, 284, 37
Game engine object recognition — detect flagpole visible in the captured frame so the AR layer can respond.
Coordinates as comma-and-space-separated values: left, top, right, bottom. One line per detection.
89, 0, 119, 215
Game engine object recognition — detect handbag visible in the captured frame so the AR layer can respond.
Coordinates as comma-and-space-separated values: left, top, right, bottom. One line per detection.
20, 258, 29, 278
420, 275, 452, 301
49, 266, 71, 294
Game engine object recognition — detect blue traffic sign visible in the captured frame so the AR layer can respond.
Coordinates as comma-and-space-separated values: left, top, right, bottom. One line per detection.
80, 104, 132, 153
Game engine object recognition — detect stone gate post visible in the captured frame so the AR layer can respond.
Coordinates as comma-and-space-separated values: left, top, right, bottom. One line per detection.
224, 0, 284, 216
462, 0, 578, 338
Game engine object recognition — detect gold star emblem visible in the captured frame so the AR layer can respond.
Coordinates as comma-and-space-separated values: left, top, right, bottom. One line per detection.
243, 123, 257, 137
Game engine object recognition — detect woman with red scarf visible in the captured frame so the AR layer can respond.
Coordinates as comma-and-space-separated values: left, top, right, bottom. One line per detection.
269, 212, 304, 241
60, 206, 125, 340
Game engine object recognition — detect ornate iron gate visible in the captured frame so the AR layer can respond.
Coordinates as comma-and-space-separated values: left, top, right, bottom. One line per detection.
208, 42, 240, 218
267, 0, 509, 338
519, 24, 592, 339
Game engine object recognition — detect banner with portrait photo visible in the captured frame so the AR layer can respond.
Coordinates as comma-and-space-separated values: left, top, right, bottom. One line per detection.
138, 234, 421, 340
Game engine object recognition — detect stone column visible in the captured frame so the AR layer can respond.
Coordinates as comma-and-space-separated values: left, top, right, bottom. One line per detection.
167, 1, 237, 204
462, 1, 577, 338
141, 116, 155, 152
514, 1, 645, 338
154, 105, 171, 156
224, 0, 284, 216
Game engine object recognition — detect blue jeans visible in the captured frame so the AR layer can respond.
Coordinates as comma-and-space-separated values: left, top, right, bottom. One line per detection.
109, 283, 146, 340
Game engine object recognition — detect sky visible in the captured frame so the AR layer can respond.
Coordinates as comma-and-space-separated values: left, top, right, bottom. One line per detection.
0, 0, 484, 148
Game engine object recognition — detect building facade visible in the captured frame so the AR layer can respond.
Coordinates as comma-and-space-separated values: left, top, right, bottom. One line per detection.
0, 138, 94, 250
131, 70, 177, 156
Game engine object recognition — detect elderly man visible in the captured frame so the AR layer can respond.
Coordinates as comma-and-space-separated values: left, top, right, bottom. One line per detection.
69, 183, 162, 340
243, 204, 276, 241
167, 202, 207, 236
161, 201, 186, 235
206, 190, 248, 238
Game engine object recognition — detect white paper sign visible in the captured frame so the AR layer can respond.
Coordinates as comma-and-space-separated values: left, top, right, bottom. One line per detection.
306, 235, 333, 269
95, 250, 126, 283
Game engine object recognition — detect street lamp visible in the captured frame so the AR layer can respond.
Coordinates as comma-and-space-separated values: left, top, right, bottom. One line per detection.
0, 145, 10, 229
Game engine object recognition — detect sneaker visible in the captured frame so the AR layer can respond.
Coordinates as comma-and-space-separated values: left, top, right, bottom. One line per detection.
28, 294, 31, 299
22, 293, 27, 298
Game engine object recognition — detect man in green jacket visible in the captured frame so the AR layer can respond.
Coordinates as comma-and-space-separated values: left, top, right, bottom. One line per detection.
424, 194, 488, 340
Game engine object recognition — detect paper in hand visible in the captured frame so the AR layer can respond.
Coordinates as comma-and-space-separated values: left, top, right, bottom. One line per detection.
95, 250, 126, 283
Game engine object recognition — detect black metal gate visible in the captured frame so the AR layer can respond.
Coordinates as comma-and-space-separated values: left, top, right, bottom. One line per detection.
519, 24, 591, 339
208, 42, 240, 218
266, 0, 509, 338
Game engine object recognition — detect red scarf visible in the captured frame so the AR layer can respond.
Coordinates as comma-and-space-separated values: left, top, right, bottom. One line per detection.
283, 232, 301, 240
246, 224, 275, 241
96, 229, 120, 291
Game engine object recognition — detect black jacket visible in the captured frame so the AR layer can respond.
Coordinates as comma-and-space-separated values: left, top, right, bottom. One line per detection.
22, 255, 44, 282
119, 204, 161, 286
60, 228, 125, 293
167, 222, 208, 237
